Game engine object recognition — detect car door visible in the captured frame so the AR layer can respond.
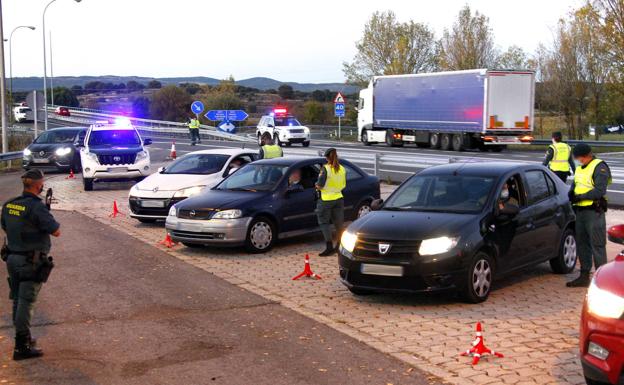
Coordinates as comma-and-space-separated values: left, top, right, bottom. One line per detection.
522, 170, 561, 261
280, 165, 320, 233
340, 162, 367, 219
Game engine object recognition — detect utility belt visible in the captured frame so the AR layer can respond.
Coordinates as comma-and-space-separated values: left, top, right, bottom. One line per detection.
1, 241, 55, 283
574, 197, 608, 213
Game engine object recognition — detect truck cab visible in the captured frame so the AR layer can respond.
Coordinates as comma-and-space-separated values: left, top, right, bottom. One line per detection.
256, 108, 311, 147
13, 106, 33, 123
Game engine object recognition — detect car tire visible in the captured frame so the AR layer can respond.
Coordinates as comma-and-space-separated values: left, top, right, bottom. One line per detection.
584, 376, 609, 385
348, 287, 375, 296
285, 142, 292, 147
182, 242, 204, 248
491, 145, 506, 152
440, 134, 452, 151
429, 133, 441, 149
274, 134, 283, 147
361, 130, 371, 146
385, 130, 403, 147
303, 141, 310, 147
461, 251, 494, 303
355, 200, 372, 219
137, 218, 157, 224
245, 216, 276, 253
550, 228, 577, 274
452, 134, 464, 151
257, 134, 263, 146
83, 177, 94, 191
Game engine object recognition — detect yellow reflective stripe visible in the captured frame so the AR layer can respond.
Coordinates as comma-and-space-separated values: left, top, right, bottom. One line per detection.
549, 143, 571, 171
262, 145, 282, 159
320, 164, 346, 201
574, 158, 602, 206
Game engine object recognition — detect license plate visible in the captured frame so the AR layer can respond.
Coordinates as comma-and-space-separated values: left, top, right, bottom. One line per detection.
107, 167, 128, 173
140, 200, 165, 208
402, 135, 416, 142
32, 158, 49, 164
496, 137, 519, 143
360, 263, 403, 277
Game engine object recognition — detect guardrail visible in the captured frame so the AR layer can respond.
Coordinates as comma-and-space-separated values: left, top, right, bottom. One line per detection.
0, 151, 22, 162
531, 139, 624, 147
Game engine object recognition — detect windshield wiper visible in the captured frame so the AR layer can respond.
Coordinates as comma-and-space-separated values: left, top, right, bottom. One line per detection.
227, 187, 258, 192
383, 206, 409, 211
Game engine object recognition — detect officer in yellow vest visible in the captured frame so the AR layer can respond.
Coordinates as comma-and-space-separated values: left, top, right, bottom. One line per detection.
567, 143, 612, 287
188, 116, 201, 146
542, 131, 575, 182
259, 132, 283, 159
315, 148, 347, 256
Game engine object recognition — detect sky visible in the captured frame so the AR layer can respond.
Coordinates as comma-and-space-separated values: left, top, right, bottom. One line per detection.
4, 0, 583, 83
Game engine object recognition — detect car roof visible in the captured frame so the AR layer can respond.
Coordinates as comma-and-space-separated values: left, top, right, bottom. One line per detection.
46, 126, 87, 132
185, 148, 255, 156
418, 162, 535, 177
89, 124, 135, 131
253, 156, 325, 166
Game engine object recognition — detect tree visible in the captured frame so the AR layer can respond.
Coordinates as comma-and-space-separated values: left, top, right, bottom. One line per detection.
198, 76, 245, 123
132, 96, 151, 118
438, 6, 498, 70
147, 80, 162, 89
180, 82, 202, 95
70, 85, 83, 96
303, 101, 328, 124
343, 11, 438, 84
497, 45, 530, 69
278, 84, 294, 99
126, 80, 145, 92
149, 85, 192, 122
50, 87, 79, 107
595, 0, 624, 79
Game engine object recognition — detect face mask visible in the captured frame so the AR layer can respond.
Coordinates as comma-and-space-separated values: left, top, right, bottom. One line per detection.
500, 188, 509, 200
574, 160, 582, 167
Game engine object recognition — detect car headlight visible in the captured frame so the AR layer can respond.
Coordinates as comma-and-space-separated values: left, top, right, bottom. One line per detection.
23, 148, 32, 157
55, 147, 72, 156
168, 206, 177, 217
136, 150, 149, 162
85, 152, 99, 163
587, 280, 624, 319
212, 209, 243, 219
172, 186, 205, 198
419, 236, 458, 256
340, 231, 358, 253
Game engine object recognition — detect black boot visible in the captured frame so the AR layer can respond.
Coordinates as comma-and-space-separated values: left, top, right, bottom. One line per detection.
319, 242, 335, 257
13, 333, 43, 361
27, 331, 37, 348
566, 272, 591, 288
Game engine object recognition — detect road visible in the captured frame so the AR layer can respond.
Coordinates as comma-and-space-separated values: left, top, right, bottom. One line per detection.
0, 172, 433, 385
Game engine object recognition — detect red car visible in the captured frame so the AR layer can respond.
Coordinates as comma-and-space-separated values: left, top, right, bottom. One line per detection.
580, 225, 624, 385
55, 106, 70, 116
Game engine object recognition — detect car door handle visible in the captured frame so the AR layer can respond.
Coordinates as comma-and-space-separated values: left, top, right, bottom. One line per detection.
555, 212, 563, 218
525, 223, 535, 229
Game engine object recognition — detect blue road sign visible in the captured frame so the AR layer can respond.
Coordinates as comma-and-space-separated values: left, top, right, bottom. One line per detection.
205, 110, 249, 122
191, 101, 204, 115
334, 102, 345, 117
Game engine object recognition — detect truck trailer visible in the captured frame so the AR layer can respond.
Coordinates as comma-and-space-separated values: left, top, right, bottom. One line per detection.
356, 69, 535, 151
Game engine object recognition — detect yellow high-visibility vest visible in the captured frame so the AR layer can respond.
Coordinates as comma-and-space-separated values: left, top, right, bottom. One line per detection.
320, 164, 346, 201
548, 142, 571, 172
262, 144, 282, 159
574, 158, 611, 206
189, 119, 200, 129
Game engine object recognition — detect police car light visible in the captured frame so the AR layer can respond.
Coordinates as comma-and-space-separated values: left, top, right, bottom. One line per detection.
95, 120, 110, 124
274, 108, 287, 115
114, 117, 132, 128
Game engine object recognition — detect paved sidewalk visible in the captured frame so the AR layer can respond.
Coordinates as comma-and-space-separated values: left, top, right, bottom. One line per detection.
43, 174, 623, 385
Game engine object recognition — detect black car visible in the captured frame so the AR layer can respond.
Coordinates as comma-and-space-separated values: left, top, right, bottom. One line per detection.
23, 127, 87, 172
338, 162, 576, 303
166, 156, 380, 253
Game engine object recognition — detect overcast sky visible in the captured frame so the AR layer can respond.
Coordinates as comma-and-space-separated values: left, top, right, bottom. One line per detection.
5, 0, 582, 83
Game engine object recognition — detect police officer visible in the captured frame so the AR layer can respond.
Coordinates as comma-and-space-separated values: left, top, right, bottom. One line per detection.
567, 143, 611, 288
315, 148, 346, 256
1, 169, 60, 360
259, 132, 283, 159
542, 131, 575, 182
188, 116, 201, 146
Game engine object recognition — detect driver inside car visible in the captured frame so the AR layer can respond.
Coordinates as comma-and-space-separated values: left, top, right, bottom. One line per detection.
498, 179, 519, 212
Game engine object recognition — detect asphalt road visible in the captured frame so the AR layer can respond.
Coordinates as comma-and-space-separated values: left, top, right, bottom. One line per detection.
0, 172, 434, 385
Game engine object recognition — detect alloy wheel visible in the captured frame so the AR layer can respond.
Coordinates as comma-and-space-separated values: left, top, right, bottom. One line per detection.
472, 259, 492, 298
357, 204, 372, 218
563, 234, 577, 269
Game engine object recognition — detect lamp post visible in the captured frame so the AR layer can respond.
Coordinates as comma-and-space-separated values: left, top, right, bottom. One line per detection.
9, 26, 36, 98
42, 0, 81, 131
0, 0, 8, 153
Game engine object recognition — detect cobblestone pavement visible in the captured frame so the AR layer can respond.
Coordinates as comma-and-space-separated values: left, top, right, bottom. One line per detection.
45, 174, 623, 385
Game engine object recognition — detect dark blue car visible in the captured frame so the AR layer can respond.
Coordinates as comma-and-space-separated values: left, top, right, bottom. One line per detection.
165, 156, 380, 253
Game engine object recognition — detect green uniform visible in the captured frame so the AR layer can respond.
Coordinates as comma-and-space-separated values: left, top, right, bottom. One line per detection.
572, 158, 612, 273
1, 192, 59, 336
188, 118, 201, 144
316, 164, 346, 243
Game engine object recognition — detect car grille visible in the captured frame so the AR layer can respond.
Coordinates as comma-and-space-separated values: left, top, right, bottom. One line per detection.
353, 237, 421, 262
170, 230, 223, 240
289, 129, 305, 134
97, 153, 136, 165
33, 151, 52, 158
177, 209, 214, 220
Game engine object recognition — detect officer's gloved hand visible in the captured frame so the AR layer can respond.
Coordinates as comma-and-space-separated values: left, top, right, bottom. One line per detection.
568, 188, 579, 203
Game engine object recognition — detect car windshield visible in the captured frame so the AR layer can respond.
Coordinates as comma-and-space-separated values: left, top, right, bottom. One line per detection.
215, 164, 288, 192
384, 174, 495, 213
88, 129, 140, 146
34, 130, 78, 144
275, 117, 301, 126
163, 154, 230, 175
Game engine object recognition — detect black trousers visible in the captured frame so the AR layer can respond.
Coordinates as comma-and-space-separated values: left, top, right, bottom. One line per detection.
553, 171, 569, 183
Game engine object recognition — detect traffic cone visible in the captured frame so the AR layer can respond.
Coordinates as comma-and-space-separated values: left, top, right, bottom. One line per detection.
292, 254, 322, 280
108, 200, 124, 218
460, 322, 503, 365
168, 140, 177, 160
65, 168, 75, 179
158, 233, 177, 248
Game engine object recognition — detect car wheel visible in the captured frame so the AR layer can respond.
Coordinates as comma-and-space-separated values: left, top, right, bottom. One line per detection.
348, 287, 374, 296
274, 134, 283, 147
182, 242, 204, 248
550, 229, 577, 274
491, 145, 506, 152
429, 133, 441, 149
245, 216, 276, 253
303, 141, 310, 147
462, 251, 494, 303
285, 141, 292, 147
584, 376, 609, 385
257, 134, 262, 146
440, 134, 452, 151
137, 218, 157, 224
83, 177, 94, 191
361, 130, 371, 146
452, 134, 464, 151
356, 200, 372, 218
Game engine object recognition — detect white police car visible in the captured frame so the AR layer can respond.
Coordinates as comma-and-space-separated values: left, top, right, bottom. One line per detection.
256, 108, 311, 147
78, 118, 152, 191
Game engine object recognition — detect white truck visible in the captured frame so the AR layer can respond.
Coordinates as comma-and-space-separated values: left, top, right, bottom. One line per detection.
357, 69, 536, 151
13, 106, 34, 123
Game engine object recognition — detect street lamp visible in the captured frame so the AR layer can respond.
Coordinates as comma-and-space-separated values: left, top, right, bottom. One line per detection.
9, 26, 36, 98
42, 0, 81, 131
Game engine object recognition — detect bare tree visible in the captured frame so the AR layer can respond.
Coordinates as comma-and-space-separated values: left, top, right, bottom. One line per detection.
438, 6, 498, 70
595, 0, 624, 78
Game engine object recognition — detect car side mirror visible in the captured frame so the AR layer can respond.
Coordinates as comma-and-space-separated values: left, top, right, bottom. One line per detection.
371, 199, 384, 211
143, 138, 152, 146
158, 166, 165, 173
608, 224, 624, 244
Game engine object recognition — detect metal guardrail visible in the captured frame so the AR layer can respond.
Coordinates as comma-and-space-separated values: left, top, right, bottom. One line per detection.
531, 139, 624, 147
0, 151, 22, 162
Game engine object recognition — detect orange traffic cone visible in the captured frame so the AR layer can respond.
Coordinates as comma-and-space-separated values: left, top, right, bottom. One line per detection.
169, 140, 177, 160
65, 168, 75, 179
292, 254, 321, 280
108, 200, 124, 218
460, 322, 504, 365
158, 233, 177, 248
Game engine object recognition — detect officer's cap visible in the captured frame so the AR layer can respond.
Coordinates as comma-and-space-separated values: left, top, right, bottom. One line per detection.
552, 131, 562, 140
324, 148, 337, 157
21, 169, 44, 181
573, 143, 592, 157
